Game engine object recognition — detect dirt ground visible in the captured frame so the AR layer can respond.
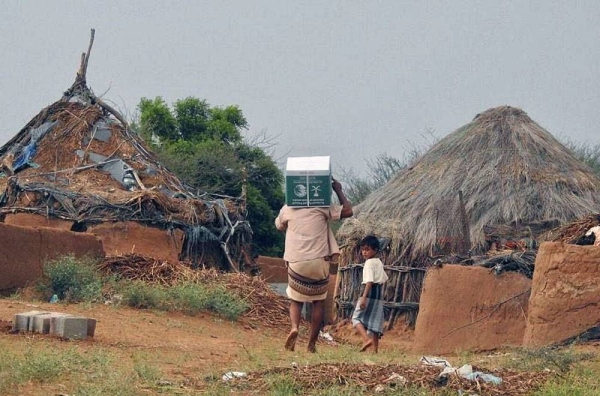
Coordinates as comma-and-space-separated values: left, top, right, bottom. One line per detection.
1, 297, 598, 395
0, 298, 283, 370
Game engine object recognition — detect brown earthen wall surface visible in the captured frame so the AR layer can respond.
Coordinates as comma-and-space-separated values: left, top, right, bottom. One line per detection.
413, 265, 531, 354
524, 242, 600, 347
4, 213, 74, 230
0, 223, 105, 291
88, 221, 184, 263
257, 256, 287, 283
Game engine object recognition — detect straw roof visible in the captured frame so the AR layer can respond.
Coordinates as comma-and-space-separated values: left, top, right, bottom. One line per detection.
0, 31, 248, 269
338, 106, 600, 265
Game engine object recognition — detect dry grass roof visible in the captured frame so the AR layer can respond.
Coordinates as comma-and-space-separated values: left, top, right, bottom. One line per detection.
339, 106, 600, 264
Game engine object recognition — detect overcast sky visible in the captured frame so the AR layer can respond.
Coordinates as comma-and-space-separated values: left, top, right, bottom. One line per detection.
1, 1, 599, 176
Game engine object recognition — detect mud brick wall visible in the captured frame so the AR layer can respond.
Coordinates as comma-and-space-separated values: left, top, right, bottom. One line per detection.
257, 255, 287, 283
88, 221, 184, 263
0, 223, 104, 291
524, 242, 600, 347
413, 265, 531, 354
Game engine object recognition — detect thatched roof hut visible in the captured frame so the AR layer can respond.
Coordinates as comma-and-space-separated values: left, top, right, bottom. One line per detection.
0, 31, 250, 271
335, 106, 600, 327
339, 105, 600, 265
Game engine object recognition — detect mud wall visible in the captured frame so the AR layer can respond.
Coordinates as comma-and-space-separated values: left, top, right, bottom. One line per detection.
4, 213, 74, 230
88, 221, 184, 263
257, 256, 287, 283
0, 223, 105, 292
413, 265, 531, 354
524, 242, 600, 347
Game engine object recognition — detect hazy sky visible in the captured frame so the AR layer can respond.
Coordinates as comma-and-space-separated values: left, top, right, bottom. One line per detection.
1, 1, 599, 176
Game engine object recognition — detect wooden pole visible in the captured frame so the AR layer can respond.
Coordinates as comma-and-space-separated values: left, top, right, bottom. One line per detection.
458, 190, 471, 255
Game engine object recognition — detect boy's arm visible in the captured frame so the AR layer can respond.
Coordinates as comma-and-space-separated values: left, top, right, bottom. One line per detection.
359, 282, 373, 309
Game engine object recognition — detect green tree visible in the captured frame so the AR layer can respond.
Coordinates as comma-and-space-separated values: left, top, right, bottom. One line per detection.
138, 97, 178, 142
173, 97, 210, 141
136, 96, 284, 257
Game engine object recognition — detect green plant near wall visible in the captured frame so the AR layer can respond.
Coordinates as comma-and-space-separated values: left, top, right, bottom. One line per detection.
37, 255, 104, 302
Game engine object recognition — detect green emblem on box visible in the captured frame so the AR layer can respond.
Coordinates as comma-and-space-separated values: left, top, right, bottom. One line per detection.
285, 156, 332, 207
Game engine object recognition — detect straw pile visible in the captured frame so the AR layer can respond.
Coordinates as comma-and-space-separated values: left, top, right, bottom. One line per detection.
338, 106, 600, 266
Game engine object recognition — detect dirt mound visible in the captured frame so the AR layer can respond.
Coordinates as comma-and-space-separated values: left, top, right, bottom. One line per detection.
414, 265, 531, 354
524, 242, 600, 347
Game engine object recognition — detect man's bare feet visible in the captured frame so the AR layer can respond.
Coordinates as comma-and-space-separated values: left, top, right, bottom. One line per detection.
285, 329, 298, 351
360, 340, 373, 352
307, 343, 317, 353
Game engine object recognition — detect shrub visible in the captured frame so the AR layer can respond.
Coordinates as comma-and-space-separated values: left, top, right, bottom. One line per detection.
39, 255, 103, 303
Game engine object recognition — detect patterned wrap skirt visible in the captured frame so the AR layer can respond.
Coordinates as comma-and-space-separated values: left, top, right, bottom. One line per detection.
352, 283, 385, 336
286, 258, 330, 302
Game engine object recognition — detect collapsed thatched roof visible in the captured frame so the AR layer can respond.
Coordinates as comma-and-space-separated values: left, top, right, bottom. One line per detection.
0, 32, 248, 269
339, 106, 600, 265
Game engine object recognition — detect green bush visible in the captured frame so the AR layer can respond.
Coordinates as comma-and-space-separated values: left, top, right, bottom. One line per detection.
39, 255, 103, 303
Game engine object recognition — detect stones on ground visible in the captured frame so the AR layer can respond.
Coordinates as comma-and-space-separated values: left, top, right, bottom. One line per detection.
12, 311, 96, 339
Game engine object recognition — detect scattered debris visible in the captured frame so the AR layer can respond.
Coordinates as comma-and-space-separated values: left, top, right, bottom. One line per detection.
222, 362, 552, 395
222, 371, 247, 381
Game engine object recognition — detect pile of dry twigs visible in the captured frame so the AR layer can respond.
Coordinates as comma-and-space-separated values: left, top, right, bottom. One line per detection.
99, 254, 289, 328
228, 362, 552, 395
541, 214, 600, 244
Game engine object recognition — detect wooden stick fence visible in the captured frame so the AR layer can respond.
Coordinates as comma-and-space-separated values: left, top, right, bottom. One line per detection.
336, 264, 426, 329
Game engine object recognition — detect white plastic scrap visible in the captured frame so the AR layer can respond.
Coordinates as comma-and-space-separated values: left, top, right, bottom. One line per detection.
222, 371, 247, 381
319, 331, 335, 342
437, 362, 502, 386
419, 356, 452, 368
585, 226, 600, 246
383, 372, 407, 386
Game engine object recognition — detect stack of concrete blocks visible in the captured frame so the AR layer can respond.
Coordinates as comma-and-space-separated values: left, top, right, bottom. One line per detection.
13, 311, 96, 340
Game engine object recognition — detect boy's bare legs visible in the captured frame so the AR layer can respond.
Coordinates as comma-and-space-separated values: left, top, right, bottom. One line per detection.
372, 333, 379, 353
354, 322, 373, 351
307, 299, 324, 353
285, 300, 302, 351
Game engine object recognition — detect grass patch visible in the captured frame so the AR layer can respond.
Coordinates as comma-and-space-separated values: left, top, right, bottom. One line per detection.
534, 365, 600, 395
264, 373, 303, 395
120, 279, 248, 320
507, 346, 595, 373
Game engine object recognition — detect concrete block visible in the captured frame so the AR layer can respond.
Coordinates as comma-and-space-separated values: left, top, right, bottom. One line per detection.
32, 312, 63, 334
49, 313, 71, 335
51, 315, 88, 339
13, 311, 47, 332
87, 318, 97, 338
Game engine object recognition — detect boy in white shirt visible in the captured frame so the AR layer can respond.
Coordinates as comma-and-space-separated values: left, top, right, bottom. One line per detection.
352, 235, 388, 353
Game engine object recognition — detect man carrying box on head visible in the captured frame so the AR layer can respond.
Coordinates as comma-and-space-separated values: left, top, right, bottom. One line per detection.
275, 157, 353, 353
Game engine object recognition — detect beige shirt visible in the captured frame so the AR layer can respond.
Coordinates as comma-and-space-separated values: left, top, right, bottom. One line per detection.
362, 258, 388, 284
275, 205, 342, 262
